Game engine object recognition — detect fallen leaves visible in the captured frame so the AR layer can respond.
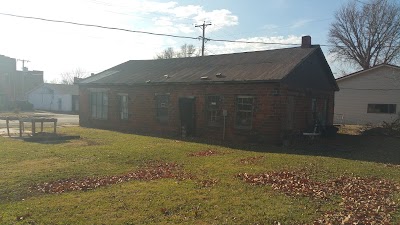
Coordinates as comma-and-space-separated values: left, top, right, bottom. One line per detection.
237, 170, 400, 224
197, 178, 219, 188
237, 156, 265, 165
30, 162, 193, 194
188, 150, 219, 157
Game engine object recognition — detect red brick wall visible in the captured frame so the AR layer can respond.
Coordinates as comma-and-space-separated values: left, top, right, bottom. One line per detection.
79, 83, 335, 143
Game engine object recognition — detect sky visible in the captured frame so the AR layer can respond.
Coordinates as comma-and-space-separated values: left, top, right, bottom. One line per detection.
0, 0, 351, 82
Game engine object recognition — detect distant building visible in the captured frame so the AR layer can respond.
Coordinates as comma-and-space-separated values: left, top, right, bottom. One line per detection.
28, 83, 79, 113
0, 54, 44, 109
334, 64, 400, 125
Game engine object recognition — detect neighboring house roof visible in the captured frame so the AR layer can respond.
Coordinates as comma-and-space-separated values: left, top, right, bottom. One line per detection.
80, 46, 337, 91
336, 64, 400, 82
29, 83, 79, 95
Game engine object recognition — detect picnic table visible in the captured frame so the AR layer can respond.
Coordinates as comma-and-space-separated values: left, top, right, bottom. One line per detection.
18, 117, 58, 137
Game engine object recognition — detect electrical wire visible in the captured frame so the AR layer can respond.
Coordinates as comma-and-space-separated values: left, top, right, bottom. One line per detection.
0, 12, 200, 41
2, 11, 398, 48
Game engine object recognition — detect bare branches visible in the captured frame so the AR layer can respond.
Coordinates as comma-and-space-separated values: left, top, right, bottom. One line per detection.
328, 0, 400, 69
155, 44, 200, 59
60, 68, 88, 85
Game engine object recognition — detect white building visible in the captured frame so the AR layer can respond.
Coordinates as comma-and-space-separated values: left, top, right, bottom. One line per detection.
28, 83, 79, 113
334, 64, 400, 125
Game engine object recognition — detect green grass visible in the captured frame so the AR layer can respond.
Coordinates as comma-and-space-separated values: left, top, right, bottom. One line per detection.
0, 127, 399, 224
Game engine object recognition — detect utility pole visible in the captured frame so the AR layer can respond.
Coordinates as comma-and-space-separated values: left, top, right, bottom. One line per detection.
17, 59, 30, 101
195, 21, 212, 56
17, 59, 30, 71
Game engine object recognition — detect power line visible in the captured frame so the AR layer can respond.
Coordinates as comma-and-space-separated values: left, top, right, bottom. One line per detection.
5, 11, 398, 49
0, 12, 200, 41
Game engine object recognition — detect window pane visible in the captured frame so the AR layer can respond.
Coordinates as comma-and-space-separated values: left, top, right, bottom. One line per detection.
236, 96, 254, 128
207, 96, 222, 125
119, 95, 128, 120
91, 93, 96, 118
156, 95, 169, 121
96, 93, 102, 118
367, 104, 397, 114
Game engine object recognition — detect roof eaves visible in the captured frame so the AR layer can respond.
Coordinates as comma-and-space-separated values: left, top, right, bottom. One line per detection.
78, 79, 282, 87
336, 63, 400, 82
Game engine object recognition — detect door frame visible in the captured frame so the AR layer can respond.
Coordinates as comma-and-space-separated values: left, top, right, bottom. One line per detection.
178, 97, 196, 136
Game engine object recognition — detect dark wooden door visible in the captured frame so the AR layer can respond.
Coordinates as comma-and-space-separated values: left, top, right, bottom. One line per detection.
179, 97, 196, 136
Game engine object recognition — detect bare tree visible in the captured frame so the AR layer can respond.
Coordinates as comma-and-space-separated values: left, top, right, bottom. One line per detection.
60, 68, 88, 85
328, 0, 400, 69
155, 44, 200, 59
156, 47, 175, 59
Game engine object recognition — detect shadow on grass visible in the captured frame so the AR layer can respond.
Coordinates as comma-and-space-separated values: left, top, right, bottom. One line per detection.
79, 125, 400, 165
146, 131, 400, 165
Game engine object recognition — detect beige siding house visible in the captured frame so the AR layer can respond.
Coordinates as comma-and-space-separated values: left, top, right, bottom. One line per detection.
334, 64, 400, 125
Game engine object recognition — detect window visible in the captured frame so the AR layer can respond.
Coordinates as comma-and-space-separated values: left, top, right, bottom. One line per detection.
119, 94, 129, 120
206, 95, 222, 126
235, 96, 254, 129
90, 91, 108, 119
367, 104, 396, 114
156, 94, 169, 122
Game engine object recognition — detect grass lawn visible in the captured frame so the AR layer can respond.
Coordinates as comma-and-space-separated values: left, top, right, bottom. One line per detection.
0, 127, 399, 224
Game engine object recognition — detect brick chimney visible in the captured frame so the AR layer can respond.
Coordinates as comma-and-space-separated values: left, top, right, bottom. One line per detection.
301, 35, 311, 48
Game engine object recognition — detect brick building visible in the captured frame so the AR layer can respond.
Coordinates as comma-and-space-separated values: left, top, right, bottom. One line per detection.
0, 54, 44, 109
79, 36, 338, 143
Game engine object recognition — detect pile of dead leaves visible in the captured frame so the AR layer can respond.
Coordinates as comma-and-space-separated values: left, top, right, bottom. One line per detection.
197, 178, 218, 188
188, 150, 219, 157
31, 162, 193, 194
237, 156, 265, 165
237, 170, 400, 224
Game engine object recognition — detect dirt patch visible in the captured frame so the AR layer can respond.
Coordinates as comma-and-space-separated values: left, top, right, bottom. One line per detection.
237, 170, 400, 224
30, 162, 193, 194
337, 125, 366, 135
188, 150, 219, 157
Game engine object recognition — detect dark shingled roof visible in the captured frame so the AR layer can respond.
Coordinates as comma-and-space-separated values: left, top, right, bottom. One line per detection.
80, 46, 319, 85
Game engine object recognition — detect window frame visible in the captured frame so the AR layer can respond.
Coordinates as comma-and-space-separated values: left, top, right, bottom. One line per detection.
206, 95, 223, 126
155, 94, 169, 122
367, 104, 397, 114
235, 95, 255, 129
118, 93, 129, 120
90, 91, 108, 120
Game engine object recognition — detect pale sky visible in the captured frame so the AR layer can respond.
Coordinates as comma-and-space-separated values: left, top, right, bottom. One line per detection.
0, 0, 350, 82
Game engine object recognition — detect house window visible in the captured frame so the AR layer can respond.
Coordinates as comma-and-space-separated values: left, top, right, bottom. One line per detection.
156, 94, 169, 122
90, 91, 108, 119
235, 96, 254, 129
367, 104, 396, 114
119, 94, 129, 120
206, 95, 222, 126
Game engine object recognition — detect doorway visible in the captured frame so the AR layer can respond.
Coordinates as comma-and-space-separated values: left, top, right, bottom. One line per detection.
179, 97, 196, 136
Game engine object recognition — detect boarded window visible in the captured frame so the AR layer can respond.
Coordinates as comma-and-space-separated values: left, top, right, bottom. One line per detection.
156, 95, 169, 122
235, 96, 254, 129
367, 104, 396, 114
119, 94, 129, 120
206, 95, 222, 126
90, 92, 108, 119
